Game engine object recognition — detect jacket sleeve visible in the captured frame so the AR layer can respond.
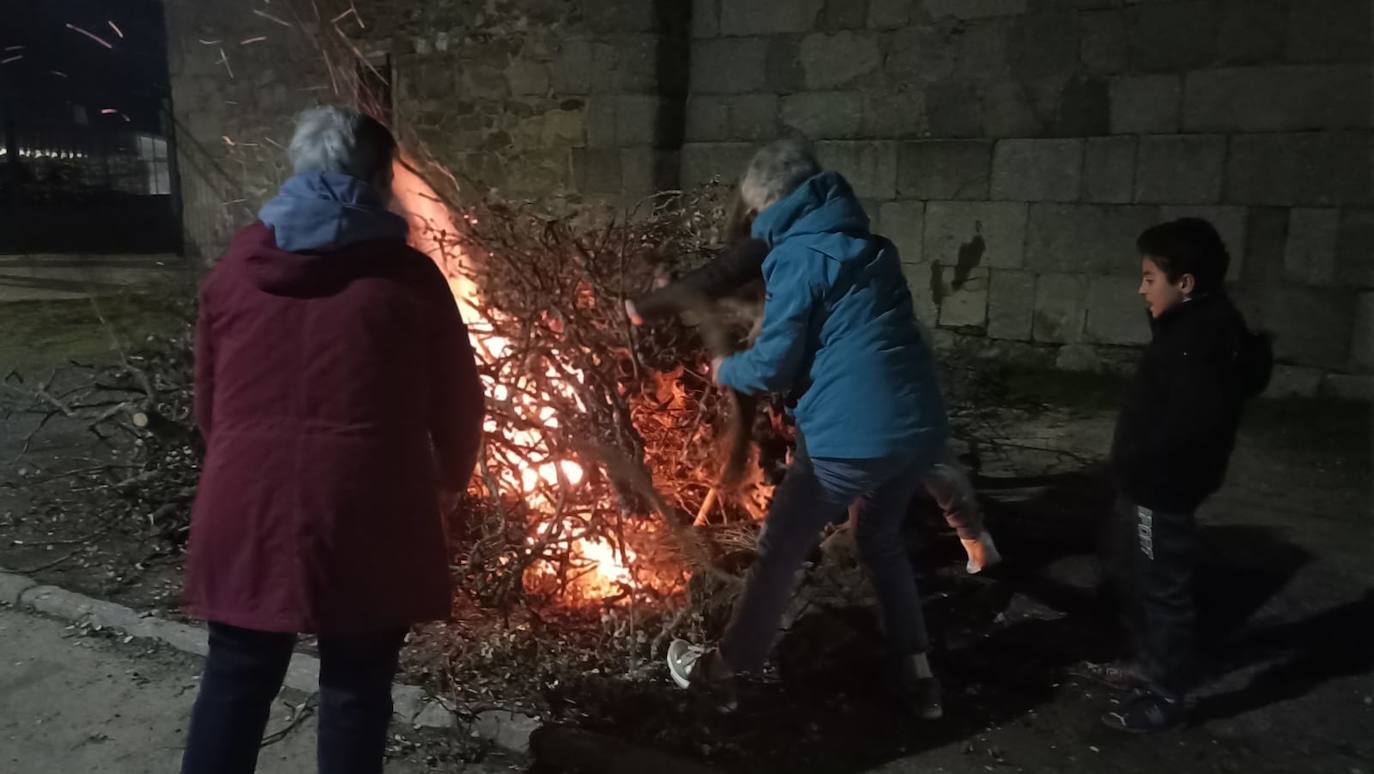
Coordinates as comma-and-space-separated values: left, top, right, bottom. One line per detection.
632, 238, 769, 323
716, 250, 818, 395
430, 291, 486, 491
193, 286, 216, 441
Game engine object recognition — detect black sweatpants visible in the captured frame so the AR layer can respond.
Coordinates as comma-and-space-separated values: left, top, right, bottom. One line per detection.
180, 622, 407, 774
1109, 495, 1200, 700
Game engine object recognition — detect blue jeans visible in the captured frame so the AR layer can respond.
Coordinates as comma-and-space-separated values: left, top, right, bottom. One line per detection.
180, 622, 407, 774
720, 438, 937, 672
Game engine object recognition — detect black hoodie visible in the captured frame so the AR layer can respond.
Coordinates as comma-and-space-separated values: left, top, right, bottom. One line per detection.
1110, 293, 1272, 513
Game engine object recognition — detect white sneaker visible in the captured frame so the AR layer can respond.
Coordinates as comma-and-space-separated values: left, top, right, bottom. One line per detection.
666, 639, 738, 711
666, 639, 704, 689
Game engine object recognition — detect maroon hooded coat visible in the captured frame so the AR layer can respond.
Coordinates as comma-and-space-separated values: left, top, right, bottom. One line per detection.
185, 222, 483, 633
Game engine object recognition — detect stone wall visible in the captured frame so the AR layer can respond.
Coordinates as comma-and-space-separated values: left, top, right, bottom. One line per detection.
683, 0, 1373, 397
165, 0, 691, 261
164, 0, 1373, 396
163, 0, 329, 260
370, 0, 689, 204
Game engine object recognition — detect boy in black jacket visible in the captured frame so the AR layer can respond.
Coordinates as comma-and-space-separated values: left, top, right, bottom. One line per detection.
1103, 218, 1272, 733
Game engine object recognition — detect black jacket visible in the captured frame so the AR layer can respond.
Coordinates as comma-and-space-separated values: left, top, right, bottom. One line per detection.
1110, 293, 1272, 513
633, 238, 769, 323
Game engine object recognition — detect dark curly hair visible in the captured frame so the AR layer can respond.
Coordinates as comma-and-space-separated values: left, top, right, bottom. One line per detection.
1137, 218, 1231, 296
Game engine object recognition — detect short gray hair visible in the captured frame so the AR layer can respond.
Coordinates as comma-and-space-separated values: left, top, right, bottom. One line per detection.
287, 105, 396, 181
739, 138, 821, 212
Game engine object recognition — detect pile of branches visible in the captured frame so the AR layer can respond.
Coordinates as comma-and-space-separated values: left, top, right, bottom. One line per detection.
2, 301, 201, 570
411, 169, 783, 612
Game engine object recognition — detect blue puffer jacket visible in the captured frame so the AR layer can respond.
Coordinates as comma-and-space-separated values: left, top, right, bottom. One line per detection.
716, 171, 947, 460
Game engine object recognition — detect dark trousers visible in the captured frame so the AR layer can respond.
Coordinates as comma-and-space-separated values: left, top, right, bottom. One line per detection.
1109, 495, 1199, 699
180, 622, 407, 774
720, 438, 937, 672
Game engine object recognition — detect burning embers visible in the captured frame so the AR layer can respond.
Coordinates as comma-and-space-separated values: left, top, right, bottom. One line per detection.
391, 159, 663, 603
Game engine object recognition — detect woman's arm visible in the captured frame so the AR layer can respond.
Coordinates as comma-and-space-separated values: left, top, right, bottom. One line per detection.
631, 238, 769, 324
714, 250, 818, 394
429, 286, 485, 490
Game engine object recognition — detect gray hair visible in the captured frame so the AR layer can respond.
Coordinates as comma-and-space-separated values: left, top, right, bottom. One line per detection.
739, 138, 821, 212
287, 105, 396, 182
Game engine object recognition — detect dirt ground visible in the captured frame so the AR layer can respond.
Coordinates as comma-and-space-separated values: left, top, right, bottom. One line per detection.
525, 392, 1373, 774
2, 299, 1371, 773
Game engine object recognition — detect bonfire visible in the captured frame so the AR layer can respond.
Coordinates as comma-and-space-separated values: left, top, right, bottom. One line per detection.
391, 156, 783, 613
2, 3, 801, 706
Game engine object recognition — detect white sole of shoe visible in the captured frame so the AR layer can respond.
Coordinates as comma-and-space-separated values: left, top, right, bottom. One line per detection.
666, 639, 695, 689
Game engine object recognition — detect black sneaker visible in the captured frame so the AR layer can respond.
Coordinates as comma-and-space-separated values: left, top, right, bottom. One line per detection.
905, 676, 944, 720
1101, 689, 1185, 733
1077, 659, 1146, 691
891, 658, 944, 720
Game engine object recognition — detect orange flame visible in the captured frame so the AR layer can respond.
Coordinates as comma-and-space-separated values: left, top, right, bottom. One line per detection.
391, 159, 632, 598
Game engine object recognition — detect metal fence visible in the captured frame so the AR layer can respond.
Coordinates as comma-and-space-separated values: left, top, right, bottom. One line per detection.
1, 97, 181, 254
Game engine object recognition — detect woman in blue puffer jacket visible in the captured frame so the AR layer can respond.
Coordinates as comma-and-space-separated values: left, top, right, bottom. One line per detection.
668, 139, 951, 720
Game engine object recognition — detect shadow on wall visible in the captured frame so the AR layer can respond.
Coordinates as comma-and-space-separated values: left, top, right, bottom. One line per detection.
930, 223, 987, 306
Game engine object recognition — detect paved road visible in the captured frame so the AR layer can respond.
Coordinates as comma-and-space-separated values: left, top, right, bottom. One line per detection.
0, 604, 520, 774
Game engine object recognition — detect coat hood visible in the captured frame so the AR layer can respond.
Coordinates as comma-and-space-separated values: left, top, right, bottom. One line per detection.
250, 171, 410, 295
751, 171, 870, 249
259, 171, 408, 253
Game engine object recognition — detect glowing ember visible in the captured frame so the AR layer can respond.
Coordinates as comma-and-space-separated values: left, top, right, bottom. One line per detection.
574, 538, 635, 590
251, 9, 294, 28
65, 23, 114, 49
216, 47, 234, 79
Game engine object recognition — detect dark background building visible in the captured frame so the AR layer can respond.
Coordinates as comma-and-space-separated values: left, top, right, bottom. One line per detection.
0, 0, 179, 254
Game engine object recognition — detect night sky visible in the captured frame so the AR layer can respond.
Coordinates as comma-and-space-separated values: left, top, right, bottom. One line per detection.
0, 0, 170, 134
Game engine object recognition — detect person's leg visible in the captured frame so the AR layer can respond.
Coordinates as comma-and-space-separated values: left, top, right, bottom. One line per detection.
854, 455, 944, 718
854, 464, 930, 657
1135, 505, 1199, 700
1102, 501, 1196, 732
921, 451, 999, 573
180, 623, 296, 774
1108, 495, 1146, 652
921, 451, 981, 540
1084, 496, 1149, 690
718, 448, 853, 673
316, 628, 409, 774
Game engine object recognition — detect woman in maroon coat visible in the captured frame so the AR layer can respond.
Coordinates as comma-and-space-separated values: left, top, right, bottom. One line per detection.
180, 106, 483, 774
